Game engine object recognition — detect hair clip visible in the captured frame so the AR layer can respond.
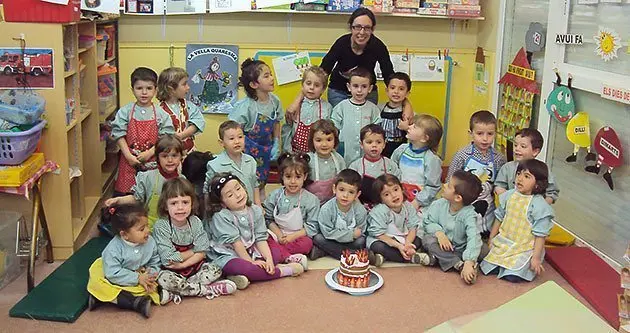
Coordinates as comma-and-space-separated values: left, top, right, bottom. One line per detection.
212, 174, 238, 197
109, 207, 116, 214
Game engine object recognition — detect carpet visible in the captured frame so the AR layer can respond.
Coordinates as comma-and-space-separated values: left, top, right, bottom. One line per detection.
545, 246, 622, 329
9, 237, 110, 323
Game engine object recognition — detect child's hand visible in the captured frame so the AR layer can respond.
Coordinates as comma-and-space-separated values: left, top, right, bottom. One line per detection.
436, 232, 454, 252
283, 233, 297, 244
353, 228, 362, 239
124, 152, 141, 167
278, 235, 288, 245
104, 197, 119, 207
460, 261, 477, 284
403, 243, 416, 257
530, 257, 545, 275
165, 261, 183, 270
138, 272, 156, 293
136, 150, 153, 164
494, 187, 507, 196
397, 243, 411, 261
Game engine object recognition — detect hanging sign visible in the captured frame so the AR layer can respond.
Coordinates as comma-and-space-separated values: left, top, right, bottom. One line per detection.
555, 34, 584, 45
601, 84, 630, 105
507, 64, 535, 81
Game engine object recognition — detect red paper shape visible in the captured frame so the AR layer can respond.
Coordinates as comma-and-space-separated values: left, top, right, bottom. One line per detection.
498, 47, 540, 94
593, 126, 623, 168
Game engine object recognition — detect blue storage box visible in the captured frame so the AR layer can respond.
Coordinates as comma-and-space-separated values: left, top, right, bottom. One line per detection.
0, 90, 46, 125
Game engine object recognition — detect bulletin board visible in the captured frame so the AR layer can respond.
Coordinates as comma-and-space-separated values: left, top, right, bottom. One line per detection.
254, 50, 453, 159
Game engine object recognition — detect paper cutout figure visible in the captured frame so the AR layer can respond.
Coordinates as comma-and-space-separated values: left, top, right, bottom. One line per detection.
594, 27, 622, 61
525, 22, 545, 64
565, 112, 596, 163
546, 70, 575, 124
585, 126, 624, 190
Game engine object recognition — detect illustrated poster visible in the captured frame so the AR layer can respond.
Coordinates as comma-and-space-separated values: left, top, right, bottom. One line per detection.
374, 54, 410, 80
82, 0, 120, 13
166, 0, 206, 14
0, 48, 54, 89
272, 51, 311, 85
125, 0, 165, 14
410, 55, 444, 82
209, 0, 251, 12
186, 44, 239, 114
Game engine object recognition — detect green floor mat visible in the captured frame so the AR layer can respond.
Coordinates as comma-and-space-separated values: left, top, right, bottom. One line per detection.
9, 237, 110, 323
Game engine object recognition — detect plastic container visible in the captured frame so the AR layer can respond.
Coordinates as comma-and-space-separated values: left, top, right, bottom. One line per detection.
102, 25, 117, 59
96, 34, 109, 66
79, 35, 96, 50
98, 65, 118, 98
2, 0, 81, 23
0, 120, 46, 166
0, 90, 46, 125
0, 211, 23, 291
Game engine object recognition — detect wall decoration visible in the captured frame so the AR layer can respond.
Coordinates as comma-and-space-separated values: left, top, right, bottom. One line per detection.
593, 27, 622, 61
166, 0, 207, 14
601, 83, 630, 105
409, 55, 444, 82
208, 0, 251, 12
565, 112, 596, 163
271, 51, 311, 85
374, 53, 409, 80
555, 33, 584, 45
545, 70, 575, 124
585, 126, 624, 190
525, 22, 546, 63
496, 48, 539, 155
125, 0, 165, 14
186, 44, 238, 114
82, 0, 120, 13
0, 48, 54, 89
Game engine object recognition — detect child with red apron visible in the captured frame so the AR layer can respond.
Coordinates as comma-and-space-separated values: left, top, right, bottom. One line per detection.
282, 97, 333, 153
112, 102, 174, 194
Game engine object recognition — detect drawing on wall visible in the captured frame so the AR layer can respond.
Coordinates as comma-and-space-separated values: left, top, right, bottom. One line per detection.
593, 27, 622, 61
271, 52, 311, 85
186, 44, 238, 114
82, 0, 120, 13
0, 48, 54, 89
585, 126, 624, 190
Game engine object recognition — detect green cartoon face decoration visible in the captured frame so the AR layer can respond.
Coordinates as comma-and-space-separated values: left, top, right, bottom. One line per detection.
546, 72, 575, 124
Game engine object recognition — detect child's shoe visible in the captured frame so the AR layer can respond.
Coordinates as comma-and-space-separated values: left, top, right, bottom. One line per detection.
411, 252, 432, 266
278, 262, 304, 277
116, 291, 151, 318
226, 275, 250, 290
159, 287, 182, 305
286, 254, 308, 271
204, 279, 237, 299
308, 246, 326, 260
368, 251, 384, 267
88, 294, 102, 311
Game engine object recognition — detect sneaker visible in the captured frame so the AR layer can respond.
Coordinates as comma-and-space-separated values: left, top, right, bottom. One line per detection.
368, 251, 384, 267
411, 252, 432, 266
226, 275, 250, 290
286, 254, 308, 271
204, 279, 237, 300
159, 288, 182, 305
453, 260, 465, 272
308, 246, 326, 261
88, 294, 100, 311
135, 296, 151, 319
278, 262, 304, 277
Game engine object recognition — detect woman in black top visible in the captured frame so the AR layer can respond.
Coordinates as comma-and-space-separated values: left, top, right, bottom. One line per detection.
320, 7, 394, 107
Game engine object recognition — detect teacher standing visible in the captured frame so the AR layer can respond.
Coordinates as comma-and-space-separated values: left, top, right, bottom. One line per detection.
321, 7, 394, 107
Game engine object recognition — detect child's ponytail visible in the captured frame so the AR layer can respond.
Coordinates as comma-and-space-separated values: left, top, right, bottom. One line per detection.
238, 58, 267, 100
102, 203, 147, 236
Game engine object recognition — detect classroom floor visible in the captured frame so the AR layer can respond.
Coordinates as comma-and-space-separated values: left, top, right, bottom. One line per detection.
0, 254, 598, 333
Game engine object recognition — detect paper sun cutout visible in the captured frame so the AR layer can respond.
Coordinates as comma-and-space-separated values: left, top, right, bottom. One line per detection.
594, 27, 622, 62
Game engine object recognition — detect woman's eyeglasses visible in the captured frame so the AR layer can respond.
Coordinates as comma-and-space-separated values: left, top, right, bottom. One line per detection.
351, 25, 373, 32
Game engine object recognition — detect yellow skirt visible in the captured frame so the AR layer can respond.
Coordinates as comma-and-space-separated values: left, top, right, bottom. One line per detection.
87, 258, 160, 304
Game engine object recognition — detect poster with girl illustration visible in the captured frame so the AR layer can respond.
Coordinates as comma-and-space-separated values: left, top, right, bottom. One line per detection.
186, 44, 239, 114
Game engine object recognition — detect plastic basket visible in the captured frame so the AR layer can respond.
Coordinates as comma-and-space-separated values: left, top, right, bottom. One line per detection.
0, 90, 46, 125
0, 120, 46, 166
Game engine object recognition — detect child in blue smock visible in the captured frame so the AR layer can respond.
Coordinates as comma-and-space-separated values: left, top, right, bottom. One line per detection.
331, 67, 381, 165
111, 67, 174, 195
391, 114, 443, 211
310, 169, 367, 260
203, 120, 260, 206
481, 159, 554, 283
447, 110, 506, 234
87, 204, 175, 318
282, 66, 333, 153
105, 135, 184, 230
367, 174, 429, 267
422, 170, 485, 284
229, 58, 283, 200
157, 67, 205, 154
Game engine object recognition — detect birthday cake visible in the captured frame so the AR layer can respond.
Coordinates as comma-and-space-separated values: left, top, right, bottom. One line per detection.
338, 249, 371, 288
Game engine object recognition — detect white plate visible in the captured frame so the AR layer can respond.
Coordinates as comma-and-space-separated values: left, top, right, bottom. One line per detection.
324, 268, 383, 296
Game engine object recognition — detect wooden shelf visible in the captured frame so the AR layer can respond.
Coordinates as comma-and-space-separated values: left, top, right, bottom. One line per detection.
101, 154, 118, 193
64, 69, 76, 78
66, 118, 78, 132
100, 104, 118, 122
79, 47, 88, 54
252, 9, 485, 20
72, 196, 100, 241
80, 64, 87, 72
105, 56, 116, 63
80, 109, 92, 122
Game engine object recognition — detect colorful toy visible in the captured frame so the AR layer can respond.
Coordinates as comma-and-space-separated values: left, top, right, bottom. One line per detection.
585, 126, 623, 190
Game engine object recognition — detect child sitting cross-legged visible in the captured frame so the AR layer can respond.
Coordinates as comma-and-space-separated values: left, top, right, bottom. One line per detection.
422, 170, 486, 284
366, 174, 430, 267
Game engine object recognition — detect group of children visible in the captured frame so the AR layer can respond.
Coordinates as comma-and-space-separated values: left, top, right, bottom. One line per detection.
87, 58, 559, 318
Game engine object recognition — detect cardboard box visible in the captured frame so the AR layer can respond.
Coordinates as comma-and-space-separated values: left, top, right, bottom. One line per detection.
394, 0, 420, 8
0, 153, 44, 187
448, 0, 479, 4
418, 7, 447, 15
447, 4, 481, 17
363, 0, 394, 12
423, 2, 448, 8
392, 7, 417, 13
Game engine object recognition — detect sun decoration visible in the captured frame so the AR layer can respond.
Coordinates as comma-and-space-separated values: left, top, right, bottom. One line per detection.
593, 27, 622, 62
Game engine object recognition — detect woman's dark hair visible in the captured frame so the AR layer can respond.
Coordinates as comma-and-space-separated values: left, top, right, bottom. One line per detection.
204, 173, 251, 218
373, 174, 407, 203
158, 178, 198, 218
348, 7, 376, 29
239, 58, 268, 100
277, 152, 311, 186
102, 203, 148, 236
516, 159, 549, 195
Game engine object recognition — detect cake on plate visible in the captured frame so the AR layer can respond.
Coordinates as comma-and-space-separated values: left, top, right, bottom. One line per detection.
338, 249, 371, 288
